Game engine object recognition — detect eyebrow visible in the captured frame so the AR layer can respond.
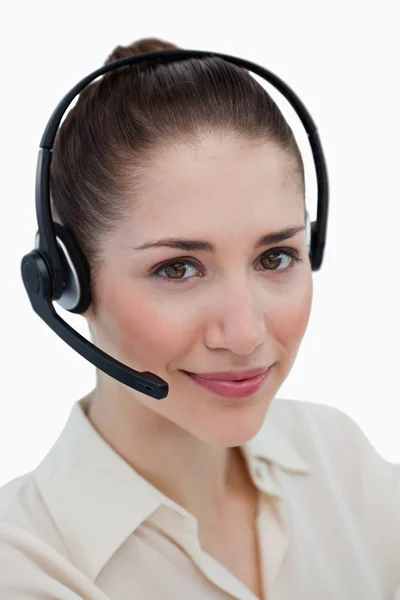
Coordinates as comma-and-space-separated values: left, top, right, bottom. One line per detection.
132, 225, 305, 253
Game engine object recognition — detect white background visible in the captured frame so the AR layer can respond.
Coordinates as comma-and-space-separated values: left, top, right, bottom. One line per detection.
0, 0, 399, 486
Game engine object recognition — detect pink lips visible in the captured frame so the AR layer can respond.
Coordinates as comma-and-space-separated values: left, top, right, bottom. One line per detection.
183, 367, 270, 398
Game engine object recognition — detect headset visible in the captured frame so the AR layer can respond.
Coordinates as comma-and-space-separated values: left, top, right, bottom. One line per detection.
20, 49, 329, 400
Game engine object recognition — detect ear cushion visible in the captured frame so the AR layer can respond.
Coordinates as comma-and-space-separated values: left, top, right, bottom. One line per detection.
53, 223, 92, 313
310, 220, 319, 271
35, 223, 92, 314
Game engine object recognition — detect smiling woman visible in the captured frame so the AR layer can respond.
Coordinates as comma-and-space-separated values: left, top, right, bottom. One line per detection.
86, 136, 311, 449
1, 36, 399, 600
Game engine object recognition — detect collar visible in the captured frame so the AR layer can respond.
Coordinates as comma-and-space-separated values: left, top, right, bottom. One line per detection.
34, 396, 188, 581
242, 397, 311, 475
34, 396, 309, 581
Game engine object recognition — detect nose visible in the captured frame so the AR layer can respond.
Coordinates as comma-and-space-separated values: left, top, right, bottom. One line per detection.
204, 282, 265, 356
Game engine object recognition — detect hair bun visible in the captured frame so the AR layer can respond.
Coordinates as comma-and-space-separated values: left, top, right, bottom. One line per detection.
105, 37, 179, 65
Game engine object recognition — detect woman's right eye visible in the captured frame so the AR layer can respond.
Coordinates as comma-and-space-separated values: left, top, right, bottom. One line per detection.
153, 260, 202, 284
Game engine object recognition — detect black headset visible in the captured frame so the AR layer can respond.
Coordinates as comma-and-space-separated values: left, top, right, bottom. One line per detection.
20, 49, 329, 400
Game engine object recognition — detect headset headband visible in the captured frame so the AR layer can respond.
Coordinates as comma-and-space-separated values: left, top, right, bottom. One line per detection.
21, 49, 329, 400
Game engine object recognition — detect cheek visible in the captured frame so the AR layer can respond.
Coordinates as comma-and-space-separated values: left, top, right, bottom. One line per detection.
98, 281, 199, 370
268, 276, 313, 350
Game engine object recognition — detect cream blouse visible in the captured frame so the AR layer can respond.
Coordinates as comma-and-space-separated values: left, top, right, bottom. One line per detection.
0, 396, 399, 599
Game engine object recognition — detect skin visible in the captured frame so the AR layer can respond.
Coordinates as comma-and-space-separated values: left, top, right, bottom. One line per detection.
84, 132, 313, 534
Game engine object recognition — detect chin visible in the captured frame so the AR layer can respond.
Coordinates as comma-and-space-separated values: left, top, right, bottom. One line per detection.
193, 398, 272, 447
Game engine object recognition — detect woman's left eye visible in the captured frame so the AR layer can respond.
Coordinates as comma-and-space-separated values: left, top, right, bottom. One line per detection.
258, 249, 300, 271
154, 261, 200, 282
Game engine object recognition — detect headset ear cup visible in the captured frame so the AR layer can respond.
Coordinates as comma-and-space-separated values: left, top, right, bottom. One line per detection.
51, 223, 91, 313
306, 211, 319, 272
310, 220, 318, 271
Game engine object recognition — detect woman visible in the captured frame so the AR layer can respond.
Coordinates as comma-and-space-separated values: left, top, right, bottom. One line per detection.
0, 37, 399, 600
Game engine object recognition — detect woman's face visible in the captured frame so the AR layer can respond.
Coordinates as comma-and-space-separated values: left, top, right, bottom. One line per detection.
88, 135, 313, 446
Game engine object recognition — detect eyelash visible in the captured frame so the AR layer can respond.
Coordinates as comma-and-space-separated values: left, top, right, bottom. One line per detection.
151, 248, 302, 285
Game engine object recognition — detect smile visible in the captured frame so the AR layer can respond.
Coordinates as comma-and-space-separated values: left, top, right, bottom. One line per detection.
182, 368, 270, 398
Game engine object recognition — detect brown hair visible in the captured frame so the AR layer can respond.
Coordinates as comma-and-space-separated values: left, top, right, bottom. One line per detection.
50, 37, 304, 277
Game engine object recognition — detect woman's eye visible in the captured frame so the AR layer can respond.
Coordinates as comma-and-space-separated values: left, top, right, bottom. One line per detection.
258, 249, 300, 271
154, 261, 200, 282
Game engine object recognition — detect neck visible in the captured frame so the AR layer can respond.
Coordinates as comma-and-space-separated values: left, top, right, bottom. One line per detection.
85, 383, 252, 523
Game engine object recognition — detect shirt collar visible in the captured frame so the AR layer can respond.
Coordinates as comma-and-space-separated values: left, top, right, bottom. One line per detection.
34, 396, 187, 581
33, 396, 309, 581
242, 398, 311, 475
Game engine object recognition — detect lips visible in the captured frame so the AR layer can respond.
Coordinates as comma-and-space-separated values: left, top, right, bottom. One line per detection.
182, 367, 271, 398
184, 367, 269, 381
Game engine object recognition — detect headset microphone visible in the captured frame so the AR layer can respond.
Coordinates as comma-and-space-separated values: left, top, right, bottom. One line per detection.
20, 49, 329, 400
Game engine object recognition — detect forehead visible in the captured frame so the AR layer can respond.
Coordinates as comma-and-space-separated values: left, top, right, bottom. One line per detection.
127, 135, 304, 237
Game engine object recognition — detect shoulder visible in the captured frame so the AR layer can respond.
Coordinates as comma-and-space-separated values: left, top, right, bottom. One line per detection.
0, 471, 68, 555
0, 476, 107, 599
270, 399, 400, 588
0, 521, 108, 599
0, 473, 70, 596
270, 398, 399, 497
267, 397, 397, 482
